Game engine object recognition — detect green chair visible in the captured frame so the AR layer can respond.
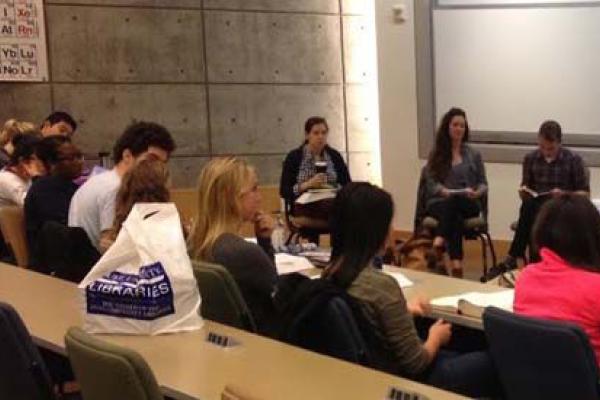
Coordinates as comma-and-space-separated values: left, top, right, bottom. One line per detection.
64, 327, 163, 400
192, 260, 257, 333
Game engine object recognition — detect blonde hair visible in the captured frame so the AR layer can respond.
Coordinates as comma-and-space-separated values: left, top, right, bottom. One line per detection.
1, 119, 38, 147
111, 158, 170, 239
188, 157, 255, 261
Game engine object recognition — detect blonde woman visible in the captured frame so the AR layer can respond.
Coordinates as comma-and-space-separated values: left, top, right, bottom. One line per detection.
188, 157, 277, 336
0, 119, 38, 168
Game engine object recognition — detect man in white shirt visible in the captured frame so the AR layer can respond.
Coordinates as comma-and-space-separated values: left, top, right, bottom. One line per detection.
68, 122, 175, 251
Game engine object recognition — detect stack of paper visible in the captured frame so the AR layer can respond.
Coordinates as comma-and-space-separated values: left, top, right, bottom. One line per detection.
295, 190, 336, 205
275, 253, 314, 275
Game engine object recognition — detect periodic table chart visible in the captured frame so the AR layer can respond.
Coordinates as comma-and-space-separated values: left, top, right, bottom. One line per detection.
0, 0, 48, 81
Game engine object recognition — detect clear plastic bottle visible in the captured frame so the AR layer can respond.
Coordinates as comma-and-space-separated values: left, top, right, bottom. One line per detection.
271, 215, 286, 253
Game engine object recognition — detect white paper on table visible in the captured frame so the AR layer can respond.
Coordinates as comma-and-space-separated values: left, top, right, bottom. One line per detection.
431, 290, 514, 311
382, 266, 414, 288
295, 190, 336, 205
275, 253, 314, 275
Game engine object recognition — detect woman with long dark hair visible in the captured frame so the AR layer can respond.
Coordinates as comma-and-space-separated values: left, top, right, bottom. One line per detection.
425, 107, 487, 277
515, 194, 600, 368
324, 182, 498, 397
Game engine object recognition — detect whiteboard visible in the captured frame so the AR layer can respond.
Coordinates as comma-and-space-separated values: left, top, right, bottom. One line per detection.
439, 0, 600, 5
433, 5, 600, 135
0, 0, 48, 82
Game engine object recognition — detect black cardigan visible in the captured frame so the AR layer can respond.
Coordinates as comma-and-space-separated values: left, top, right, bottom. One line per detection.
279, 144, 351, 202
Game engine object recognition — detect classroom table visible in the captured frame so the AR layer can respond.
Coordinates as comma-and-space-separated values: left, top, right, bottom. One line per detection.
0, 263, 466, 400
399, 267, 511, 330
301, 266, 511, 330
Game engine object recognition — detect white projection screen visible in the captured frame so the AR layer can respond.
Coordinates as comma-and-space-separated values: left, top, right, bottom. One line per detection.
433, 1, 600, 136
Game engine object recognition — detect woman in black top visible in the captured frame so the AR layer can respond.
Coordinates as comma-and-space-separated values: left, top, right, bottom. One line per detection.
280, 117, 351, 240
24, 136, 83, 260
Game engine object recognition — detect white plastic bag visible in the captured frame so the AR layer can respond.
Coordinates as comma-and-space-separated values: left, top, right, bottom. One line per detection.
79, 203, 203, 335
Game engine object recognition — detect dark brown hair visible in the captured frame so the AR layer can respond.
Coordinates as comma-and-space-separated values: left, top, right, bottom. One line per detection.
323, 182, 394, 288
538, 120, 562, 143
304, 116, 329, 135
532, 194, 600, 271
427, 107, 470, 182
111, 158, 170, 238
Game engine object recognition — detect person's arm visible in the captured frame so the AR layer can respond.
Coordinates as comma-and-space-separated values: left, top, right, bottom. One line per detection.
472, 150, 488, 198
572, 155, 590, 197
212, 235, 278, 295
424, 165, 447, 198
280, 151, 302, 200
331, 148, 351, 186
98, 191, 117, 253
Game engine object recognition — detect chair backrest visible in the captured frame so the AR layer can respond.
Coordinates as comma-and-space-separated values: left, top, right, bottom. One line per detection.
285, 293, 371, 366
0, 302, 55, 400
483, 306, 600, 400
64, 327, 163, 400
192, 260, 257, 332
33, 221, 100, 282
0, 206, 29, 267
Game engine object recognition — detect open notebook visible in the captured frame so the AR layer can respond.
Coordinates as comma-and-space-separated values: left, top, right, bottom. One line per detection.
430, 290, 514, 319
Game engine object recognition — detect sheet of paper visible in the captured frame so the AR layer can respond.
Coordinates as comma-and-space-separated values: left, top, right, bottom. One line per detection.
382, 266, 414, 288
295, 190, 336, 205
275, 253, 314, 275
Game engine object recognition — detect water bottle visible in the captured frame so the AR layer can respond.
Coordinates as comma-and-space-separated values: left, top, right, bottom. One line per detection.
271, 216, 286, 253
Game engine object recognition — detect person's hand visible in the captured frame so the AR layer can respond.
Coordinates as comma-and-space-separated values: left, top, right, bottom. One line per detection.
518, 185, 528, 201
551, 188, 564, 197
307, 173, 327, 189
439, 187, 451, 198
407, 296, 431, 317
464, 187, 479, 199
254, 211, 275, 239
428, 319, 452, 346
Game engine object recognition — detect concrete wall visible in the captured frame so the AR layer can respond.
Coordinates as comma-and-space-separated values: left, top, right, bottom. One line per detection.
375, 0, 599, 240
0, 0, 380, 187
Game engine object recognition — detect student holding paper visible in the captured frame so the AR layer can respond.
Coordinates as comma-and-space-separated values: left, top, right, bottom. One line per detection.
188, 157, 279, 336
279, 117, 351, 242
489, 120, 589, 278
424, 108, 488, 277
324, 182, 498, 398
514, 194, 600, 368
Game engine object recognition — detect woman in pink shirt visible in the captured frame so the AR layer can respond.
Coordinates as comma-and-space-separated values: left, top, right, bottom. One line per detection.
514, 194, 600, 368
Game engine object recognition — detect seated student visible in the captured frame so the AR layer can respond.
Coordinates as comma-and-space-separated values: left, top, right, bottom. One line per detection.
0, 119, 37, 169
489, 120, 589, 278
40, 111, 77, 138
68, 122, 175, 252
24, 136, 83, 254
424, 107, 487, 277
323, 182, 498, 398
0, 134, 43, 207
280, 116, 351, 241
514, 194, 600, 368
100, 157, 170, 252
188, 157, 278, 336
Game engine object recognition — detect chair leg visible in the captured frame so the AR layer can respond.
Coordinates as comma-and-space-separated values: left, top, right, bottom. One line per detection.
479, 232, 497, 282
479, 233, 488, 279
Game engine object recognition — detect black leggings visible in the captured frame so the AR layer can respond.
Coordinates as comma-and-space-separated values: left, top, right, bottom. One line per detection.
427, 197, 480, 261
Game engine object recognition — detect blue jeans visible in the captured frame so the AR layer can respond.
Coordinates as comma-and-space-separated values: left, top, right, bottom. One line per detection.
425, 350, 500, 398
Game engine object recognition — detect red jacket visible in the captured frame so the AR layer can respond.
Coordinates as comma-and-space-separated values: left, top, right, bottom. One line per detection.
515, 248, 600, 368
